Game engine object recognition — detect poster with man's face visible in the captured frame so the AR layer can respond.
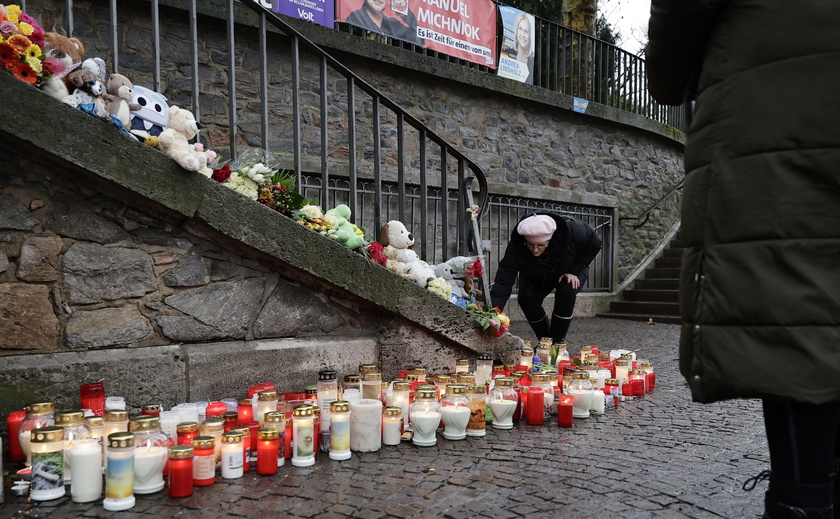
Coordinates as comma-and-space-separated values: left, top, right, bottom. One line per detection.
337, 0, 498, 68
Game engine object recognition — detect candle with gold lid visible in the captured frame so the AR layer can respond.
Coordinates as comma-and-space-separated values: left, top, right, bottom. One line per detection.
489, 378, 517, 429
30, 426, 66, 501
19, 402, 55, 466
455, 358, 470, 374
103, 409, 129, 438
237, 398, 254, 422
199, 418, 224, 463
361, 372, 383, 400
220, 431, 244, 479
475, 353, 493, 387
104, 432, 135, 511
263, 412, 286, 466
141, 404, 162, 417
382, 406, 403, 446
55, 409, 91, 483
410, 388, 441, 447
456, 373, 476, 385
329, 401, 351, 460
192, 436, 216, 486
391, 381, 410, 424
256, 428, 279, 475
466, 385, 487, 437
130, 415, 168, 494
292, 405, 316, 467
168, 445, 194, 498
441, 384, 470, 440
222, 411, 239, 432
413, 368, 427, 383
255, 390, 278, 426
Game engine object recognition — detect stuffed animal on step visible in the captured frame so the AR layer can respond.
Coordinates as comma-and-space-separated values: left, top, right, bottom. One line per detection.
104, 73, 141, 134
377, 220, 435, 287
130, 85, 169, 145
325, 204, 366, 250
433, 262, 466, 298
61, 67, 108, 119
40, 32, 85, 100
158, 105, 217, 171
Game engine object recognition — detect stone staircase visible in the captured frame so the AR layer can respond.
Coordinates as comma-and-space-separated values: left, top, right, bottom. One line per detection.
597, 235, 685, 324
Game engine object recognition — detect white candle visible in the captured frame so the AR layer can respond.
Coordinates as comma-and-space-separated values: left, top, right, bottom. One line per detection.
382, 408, 403, 446
329, 402, 351, 461
133, 445, 166, 494
440, 406, 471, 440
568, 389, 594, 419
70, 439, 103, 503
221, 439, 244, 479
489, 399, 517, 429
409, 410, 441, 447
349, 399, 382, 452
590, 390, 606, 415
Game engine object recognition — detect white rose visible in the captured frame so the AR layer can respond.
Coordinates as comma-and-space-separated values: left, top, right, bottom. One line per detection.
301, 205, 323, 219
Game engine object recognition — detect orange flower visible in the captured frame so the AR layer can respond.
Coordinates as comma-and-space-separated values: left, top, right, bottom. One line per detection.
0, 41, 18, 67
11, 60, 37, 84
7, 34, 30, 52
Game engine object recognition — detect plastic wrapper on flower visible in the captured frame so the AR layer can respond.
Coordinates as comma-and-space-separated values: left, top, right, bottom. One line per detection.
0, 5, 51, 87
445, 256, 484, 279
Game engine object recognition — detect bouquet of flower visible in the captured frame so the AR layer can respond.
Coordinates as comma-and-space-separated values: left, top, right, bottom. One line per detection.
0, 4, 53, 86
467, 305, 510, 338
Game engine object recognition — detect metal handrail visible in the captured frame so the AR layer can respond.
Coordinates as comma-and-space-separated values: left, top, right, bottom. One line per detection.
620, 177, 684, 228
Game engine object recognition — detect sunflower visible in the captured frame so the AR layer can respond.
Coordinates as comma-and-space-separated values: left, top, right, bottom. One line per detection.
0, 41, 18, 67
11, 60, 37, 84
7, 34, 30, 52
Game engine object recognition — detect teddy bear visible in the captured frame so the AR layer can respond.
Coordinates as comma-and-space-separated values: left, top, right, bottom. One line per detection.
325, 204, 366, 250
61, 67, 108, 119
462, 276, 484, 304
103, 73, 141, 134
158, 105, 217, 171
433, 262, 466, 298
376, 220, 435, 287
40, 32, 85, 101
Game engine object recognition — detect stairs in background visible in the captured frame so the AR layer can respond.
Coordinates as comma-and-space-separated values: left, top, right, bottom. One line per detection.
597, 234, 685, 324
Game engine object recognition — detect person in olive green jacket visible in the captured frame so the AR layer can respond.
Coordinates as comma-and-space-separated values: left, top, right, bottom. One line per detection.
647, 1, 840, 518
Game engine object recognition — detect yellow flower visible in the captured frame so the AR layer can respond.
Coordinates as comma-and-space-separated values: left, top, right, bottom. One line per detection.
17, 21, 32, 35
498, 313, 510, 326
6, 5, 22, 16
25, 56, 41, 74
24, 43, 40, 60
5, 12, 17, 23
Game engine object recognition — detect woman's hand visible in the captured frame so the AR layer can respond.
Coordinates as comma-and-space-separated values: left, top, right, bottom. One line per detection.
559, 273, 580, 289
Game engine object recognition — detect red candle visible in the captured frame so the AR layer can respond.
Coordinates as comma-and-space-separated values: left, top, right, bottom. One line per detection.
621, 382, 634, 398
79, 382, 106, 416
177, 422, 199, 446
512, 386, 522, 421
6, 410, 27, 462
630, 378, 644, 397
141, 404, 161, 416
192, 436, 216, 486
557, 395, 574, 427
205, 401, 227, 420
168, 445, 194, 498
646, 372, 656, 391
230, 427, 251, 472
237, 399, 254, 422
256, 428, 279, 475
525, 387, 544, 425
285, 416, 293, 459
222, 412, 240, 432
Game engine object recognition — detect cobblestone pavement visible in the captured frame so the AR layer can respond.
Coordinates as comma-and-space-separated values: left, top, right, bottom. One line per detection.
1, 317, 770, 518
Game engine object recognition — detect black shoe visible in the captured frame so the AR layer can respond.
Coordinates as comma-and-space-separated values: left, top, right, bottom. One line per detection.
764, 496, 833, 519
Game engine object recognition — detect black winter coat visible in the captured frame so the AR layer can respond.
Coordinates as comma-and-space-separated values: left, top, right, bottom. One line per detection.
490, 212, 602, 311
648, 0, 840, 405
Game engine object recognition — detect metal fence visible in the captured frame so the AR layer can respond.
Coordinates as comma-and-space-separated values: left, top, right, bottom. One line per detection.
23, 0, 620, 294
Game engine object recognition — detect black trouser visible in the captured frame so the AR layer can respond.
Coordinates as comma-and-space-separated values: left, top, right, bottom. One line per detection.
762, 399, 840, 510
517, 268, 587, 343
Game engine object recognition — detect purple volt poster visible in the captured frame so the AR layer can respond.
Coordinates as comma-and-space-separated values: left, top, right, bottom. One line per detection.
266, 0, 334, 27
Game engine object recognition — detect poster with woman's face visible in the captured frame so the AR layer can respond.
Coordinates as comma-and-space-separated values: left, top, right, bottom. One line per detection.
497, 5, 535, 84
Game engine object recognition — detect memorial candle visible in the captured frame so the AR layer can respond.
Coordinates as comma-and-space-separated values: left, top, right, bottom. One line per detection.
382, 406, 403, 446
475, 353, 493, 387
455, 358, 470, 374
130, 416, 168, 495
317, 370, 338, 429
19, 402, 55, 466
191, 436, 216, 486
70, 438, 103, 503
7, 410, 26, 462
222, 412, 239, 432
237, 399, 254, 423
361, 372, 383, 401
391, 382, 410, 425
256, 428, 279, 476
220, 432, 244, 479
410, 389, 441, 447
262, 412, 286, 467
255, 390, 278, 426
488, 378, 517, 430
30, 427, 66, 501
141, 404, 162, 417
199, 418, 224, 463
168, 445, 194, 498
55, 409, 91, 484
205, 402, 226, 420
176, 422, 199, 446
520, 346, 534, 370
440, 384, 470, 440
525, 387, 544, 425
329, 401, 351, 461
103, 432, 135, 512
557, 395, 574, 427
466, 385, 487, 436
79, 382, 106, 417
291, 405, 316, 467
349, 399, 383, 452
103, 410, 129, 438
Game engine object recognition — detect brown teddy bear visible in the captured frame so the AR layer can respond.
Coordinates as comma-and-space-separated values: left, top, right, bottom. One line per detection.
40, 32, 85, 100
104, 73, 141, 132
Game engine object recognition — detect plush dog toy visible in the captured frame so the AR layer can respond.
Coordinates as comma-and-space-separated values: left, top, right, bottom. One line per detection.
62, 67, 108, 119
377, 220, 436, 287
158, 105, 217, 171
40, 32, 85, 100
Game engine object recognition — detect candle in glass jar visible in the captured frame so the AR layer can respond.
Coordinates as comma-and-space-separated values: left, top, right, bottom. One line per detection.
176, 421, 199, 446
329, 401, 351, 460
103, 432, 135, 511
199, 418, 224, 464
455, 358, 470, 374
220, 432, 244, 479
205, 402, 226, 420
103, 410, 129, 439
228, 427, 251, 472
557, 395, 574, 427
466, 385, 487, 436
7, 410, 27, 462
475, 353, 493, 387
390, 382, 410, 425
361, 372, 383, 400
525, 387, 545, 425
262, 412, 286, 467
133, 444, 166, 494
256, 428, 279, 476
291, 405, 316, 467
614, 359, 631, 385
382, 406, 403, 446
222, 412, 239, 432
317, 370, 338, 429
410, 389, 441, 447
70, 438, 103, 503
349, 399, 382, 452
141, 404, 162, 417
30, 426, 66, 501
191, 436, 216, 486
168, 445, 194, 498
488, 378, 518, 430
80, 382, 106, 417
255, 390, 278, 426
237, 399, 254, 423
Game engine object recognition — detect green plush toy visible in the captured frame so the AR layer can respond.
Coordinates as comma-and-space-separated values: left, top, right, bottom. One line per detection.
325, 204, 366, 250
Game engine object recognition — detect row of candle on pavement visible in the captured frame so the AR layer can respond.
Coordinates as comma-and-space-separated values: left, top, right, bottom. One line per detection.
2, 343, 655, 510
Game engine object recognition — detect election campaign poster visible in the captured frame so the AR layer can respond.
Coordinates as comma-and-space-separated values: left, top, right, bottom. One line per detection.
497, 5, 535, 84
337, 0, 497, 67
271, 0, 335, 28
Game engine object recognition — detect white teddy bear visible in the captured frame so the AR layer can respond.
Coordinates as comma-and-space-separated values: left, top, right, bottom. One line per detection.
377, 220, 436, 287
158, 106, 217, 171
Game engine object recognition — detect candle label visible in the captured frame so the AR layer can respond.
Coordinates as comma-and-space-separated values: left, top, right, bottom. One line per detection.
224, 451, 243, 470
468, 403, 486, 430
295, 429, 314, 458
331, 420, 350, 451
105, 455, 133, 499
193, 454, 215, 480
31, 450, 65, 491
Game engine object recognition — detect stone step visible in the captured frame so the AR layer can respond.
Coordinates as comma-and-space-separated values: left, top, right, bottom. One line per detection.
634, 278, 679, 290
622, 289, 679, 303
655, 256, 681, 269
610, 300, 681, 316
644, 268, 681, 279
594, 312, 683, 325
